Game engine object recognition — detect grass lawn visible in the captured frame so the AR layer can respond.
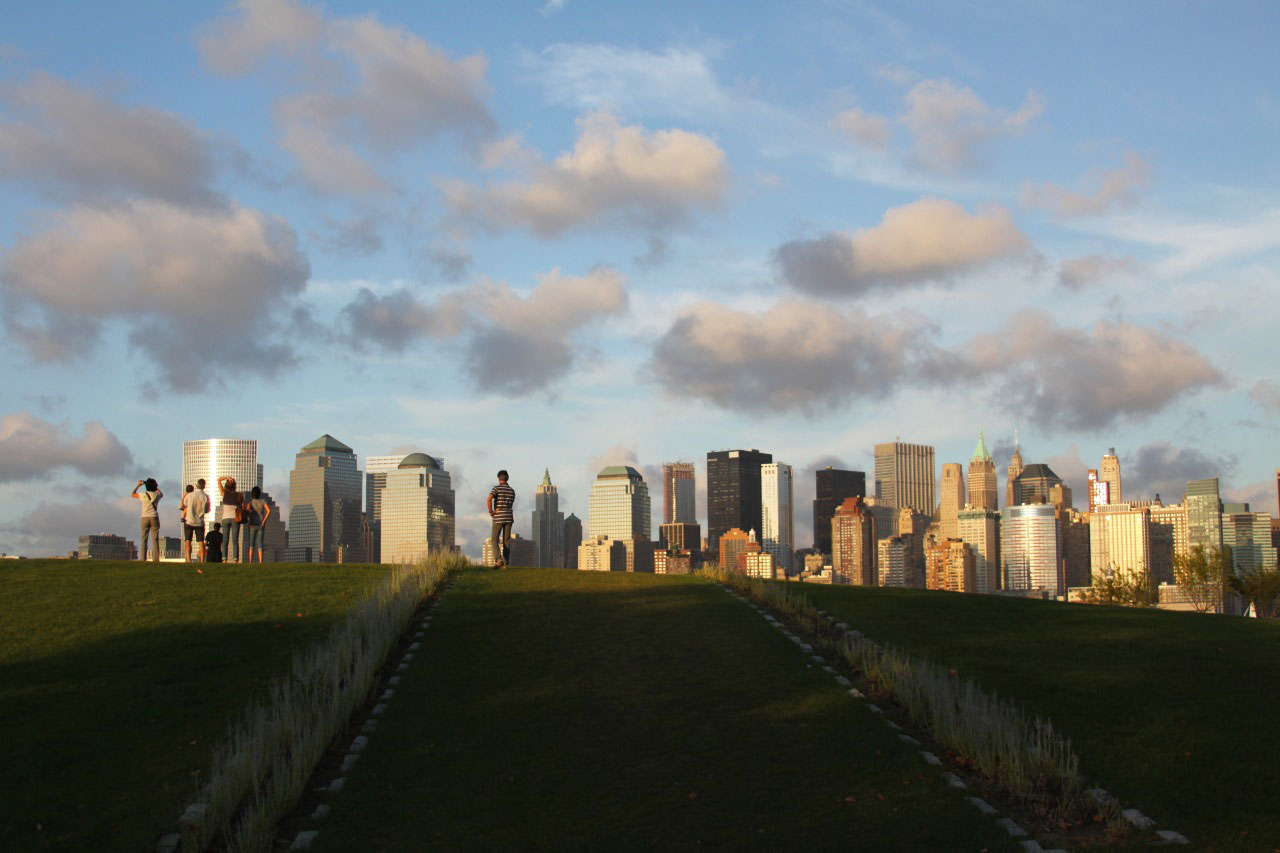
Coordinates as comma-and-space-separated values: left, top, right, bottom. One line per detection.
312, 568, 1017, 850
794, 583, 1280, 847
0, 558, 393, 851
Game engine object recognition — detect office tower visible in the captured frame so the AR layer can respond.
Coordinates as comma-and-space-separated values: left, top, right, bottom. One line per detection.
1005, 433, 1024, 508
381, 453, 455, 564
873, 441, 935, 514
760, 462, 794, 575
181, 438, 262, 525
877, 536, 911, 587
1185, 478, 1223, 552
1148, 503, 1188, 584
1087, 469, 1109, 514
719, 527, 753, 572
897, 507, 930, 587
659, 522, 701, 553
588, 466, 651, 540
1011, 464, 1064, 506
1089, 504, 1151, 584
861, 496, 897, 545
532, 469, 565, 568
1059, 508, 1092, 589
362, 454, 405, 563
563, 513, 582, 569
957, 507, 1001, 594
938, 463, 965, 538
289, 435, 363, 563
813, 467, 866, 554
1002, 504, 1062, 595
662, 462, 697, 524
1221, 504, 1278, 574
832, 497, 876, 586
967, 432, 998, 512
1100, 448, 1122, 505
706, 449, 772, 555
926, 539, 977, 593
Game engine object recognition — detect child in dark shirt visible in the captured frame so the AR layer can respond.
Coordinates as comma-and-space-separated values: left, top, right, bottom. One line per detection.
205, 522, 224, 563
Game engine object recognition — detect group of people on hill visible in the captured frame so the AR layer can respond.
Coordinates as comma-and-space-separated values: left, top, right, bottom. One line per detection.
129, 476, 272, 564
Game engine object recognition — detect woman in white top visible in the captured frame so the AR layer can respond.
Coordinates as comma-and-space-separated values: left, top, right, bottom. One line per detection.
131, 478, 163, 562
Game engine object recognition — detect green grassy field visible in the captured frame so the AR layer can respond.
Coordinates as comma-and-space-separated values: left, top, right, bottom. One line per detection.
0, 559, 393, 851
795, 583, 1280, 847
311, 568, 1017, 850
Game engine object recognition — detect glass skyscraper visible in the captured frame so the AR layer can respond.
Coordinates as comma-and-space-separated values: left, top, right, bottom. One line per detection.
588, 466, 651, 541
381, 453, 455, 564
706, 448, 772, 555
662, 461, 697, 524
813, 467, 865, 555
288, 434, 363, 563
181, 438, 262, 524
1002, 503, 1062, 595
760, 462, 794, 574
1185, 478, 1223, 553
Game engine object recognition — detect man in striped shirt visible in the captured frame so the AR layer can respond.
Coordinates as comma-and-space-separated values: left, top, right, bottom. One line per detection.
487, 470, 516, 568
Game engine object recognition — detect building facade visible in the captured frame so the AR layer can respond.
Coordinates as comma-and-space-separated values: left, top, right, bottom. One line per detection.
1148, 503, 1188, 584
926, 539, 977, 593
588, 466, 651, 541
1089, 504, 1151, 584
873, 441, 935, 514
654, 549, 694, 575
659, 522, 701, 554
1100, 448, 1122, 505
719, 527, 753, 572
380, 453, 455, 564
813, 467, 866, 555
181, 438, 262, 526
832, 497, 876, 586
532, 469, 565, 568
289, 434, 363, 563
1185, 478, 1223, 553
760, 462, 794, 575
938, 462, 965, 539
706, 449, 772, 556
363, 453, 407, 563
957, 507, 1001, 594
1005, 435, 1024, 508
1011, 463, 1064, 506
77, 533, 137, 560
967, 431, 998, 512
1222, 505, 1278, 574
1002, 503, 1062, 596
563, 513, 582, 569
662, 461, 697, 525
877, 536, 911, 588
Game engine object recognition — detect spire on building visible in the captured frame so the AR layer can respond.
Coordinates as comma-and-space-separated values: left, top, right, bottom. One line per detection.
542, 467, 552, 488
971, 430, 993, 462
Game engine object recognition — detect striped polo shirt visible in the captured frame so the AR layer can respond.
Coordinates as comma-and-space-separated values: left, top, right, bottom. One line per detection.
489, 482, 516, 523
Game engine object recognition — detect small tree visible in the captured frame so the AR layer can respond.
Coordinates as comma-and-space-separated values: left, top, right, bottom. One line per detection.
1232, 567, 1280, 618
1172, 545, 1232, 614
1079, 566, 1156, 607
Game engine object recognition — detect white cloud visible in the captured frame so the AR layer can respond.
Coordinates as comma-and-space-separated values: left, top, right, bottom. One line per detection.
443, 110, 728, 238
774, 197, 1031, 297
833, 106, 892, 150
900, 78, 1043, 173
198, 0, 325, 76
1021, 152, 1152, 218
0, 413, 134, 483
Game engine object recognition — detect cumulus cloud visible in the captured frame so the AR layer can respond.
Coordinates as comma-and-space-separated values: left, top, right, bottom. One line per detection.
0, 413, 133, 482
1021, 152, 1151, 218
650, 299, 931, 413
961, 310, 1228, 429
341, 267, 628, 392
443, 111, 728, 239
1123, 442, 1236, 503
202, 0, 493, 193
1249, 378, 1280, 412
0, 73, 226, 205
0, 493, 141, 557
832, 106, 891, 150
773, 198, 1031, 297
1, 199, 309, 391
1058, 254, 1137, 290
900, 78, 1043, 173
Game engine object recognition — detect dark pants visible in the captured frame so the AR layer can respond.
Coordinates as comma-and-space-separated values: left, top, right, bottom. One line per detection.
491, 520, 512, 565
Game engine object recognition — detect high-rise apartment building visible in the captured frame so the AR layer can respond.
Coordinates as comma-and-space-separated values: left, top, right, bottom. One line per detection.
1002, 503, 1061, 595
877, 536, 911, 588
813, 467, 865, 554
1005, 434, 1024, 508
760, 462, 794, 575
957, 507, 1001, 594
381, 453, 455, 564
938, 463, 965, 539
363, 454, 406, 563
662, 462, 697, 524
1185, 478, 1223, 553
588, 466, 651, 541
563, 513, 582, 569
873, 441, 935, 514
967, 432, 998, 512
831, 497, 875, 586
706, 449, 772, 555
1100, 448, 1122, 505
181, 438, 262, 525
926, 539, 977, 593
719, 527, 754, 572
532, 469, 565, 568
1089, 504, 1151, 584
1222, 504, 1278, 574
1148, 503, 1188, 584
742, 549, 776, 580
289, 435, 363, 563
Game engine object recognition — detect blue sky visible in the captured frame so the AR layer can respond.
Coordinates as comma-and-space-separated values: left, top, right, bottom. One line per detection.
1, 0, 1277, 557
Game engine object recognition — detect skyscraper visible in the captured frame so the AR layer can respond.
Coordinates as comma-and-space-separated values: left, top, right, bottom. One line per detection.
831, 496, 875, 586
1148, 503, 1187, 584
957, 507, 1001, 594
1002, 503, 1061, 595
813, 467, 865, 555
363, 454, 407, 563
288, 435, 363, 563
662, 461, 696, 524
1087, 469, 1109, 514
532, 469, 565, 568
926, 539, 977, 593
181, 438, 262, 525
1100, 448, 1122, 505
1089, 504, 1151, 584
706, 449, 772, 555
588, 466, 651, 540
967, 431, 998, 512
1185, 478, 1223, 553
873, 441, 935, 514
760, 462, 794, 575
563, 513, 582, 569
938, 463, 965, 539
877, 536, 911, 588
1011, 464, 1064, 506
1221, 504, 1278, 574
381, 453, 455, 564
1005, 432, 1024, 508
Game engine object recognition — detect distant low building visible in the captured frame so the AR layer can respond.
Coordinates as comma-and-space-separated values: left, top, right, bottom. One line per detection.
654, 549, 693, 575
482, 534, 536, 567
77, 534, 137, 560
742, 549, 776, 580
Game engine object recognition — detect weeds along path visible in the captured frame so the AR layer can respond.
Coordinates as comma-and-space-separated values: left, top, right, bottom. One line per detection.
303, 568, 1017, 849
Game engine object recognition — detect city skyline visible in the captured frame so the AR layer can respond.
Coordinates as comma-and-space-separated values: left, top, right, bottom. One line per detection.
1, 1, 1277, 557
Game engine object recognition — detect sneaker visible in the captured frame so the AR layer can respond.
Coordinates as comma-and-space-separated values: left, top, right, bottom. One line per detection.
495, 560, 506, 569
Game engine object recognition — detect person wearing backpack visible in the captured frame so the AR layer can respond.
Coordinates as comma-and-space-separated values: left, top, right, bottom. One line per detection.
131, 478, 164, 562
245, 485, 271, 564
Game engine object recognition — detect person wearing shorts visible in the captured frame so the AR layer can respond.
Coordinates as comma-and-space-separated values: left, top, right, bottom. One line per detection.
487, 470, 515, 568
182, 479, 209, 561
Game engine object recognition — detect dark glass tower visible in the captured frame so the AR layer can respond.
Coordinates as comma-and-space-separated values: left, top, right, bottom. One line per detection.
706, 449, 772, 556
813, 467, 866, 555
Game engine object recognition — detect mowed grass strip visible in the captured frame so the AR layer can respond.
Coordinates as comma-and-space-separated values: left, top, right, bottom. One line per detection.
314, 568, 1015, 850
0, 559, 393, 851
797, 584, 1280, 846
